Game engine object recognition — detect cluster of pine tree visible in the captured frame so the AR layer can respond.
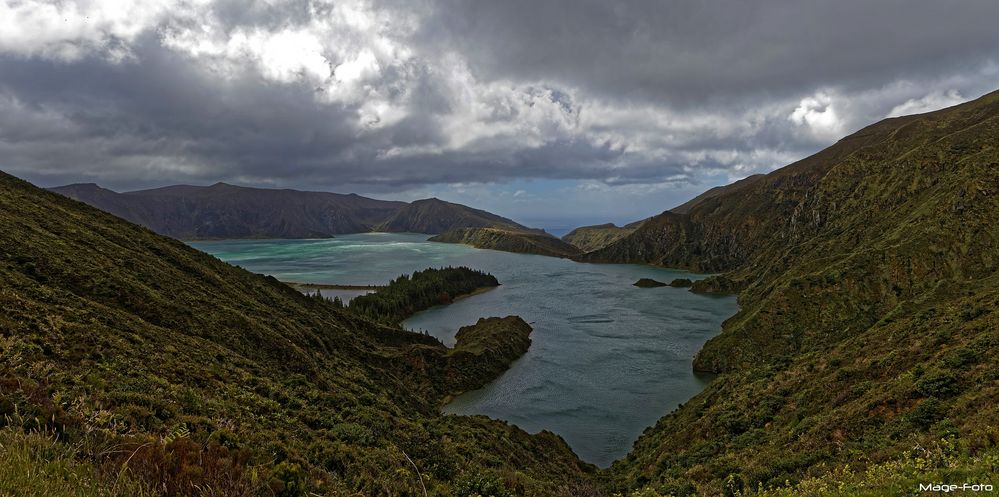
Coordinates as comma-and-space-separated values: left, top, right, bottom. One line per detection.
348, 266, 499, 324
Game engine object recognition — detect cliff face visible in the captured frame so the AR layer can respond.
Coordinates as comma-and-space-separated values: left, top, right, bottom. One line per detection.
606, 90, 999, 494
430, 227, 582, 258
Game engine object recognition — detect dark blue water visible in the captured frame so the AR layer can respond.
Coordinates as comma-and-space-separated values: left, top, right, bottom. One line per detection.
191, 233, 738, 467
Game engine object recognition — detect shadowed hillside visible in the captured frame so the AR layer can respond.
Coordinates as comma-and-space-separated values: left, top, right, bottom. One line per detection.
50, 182, 405, 239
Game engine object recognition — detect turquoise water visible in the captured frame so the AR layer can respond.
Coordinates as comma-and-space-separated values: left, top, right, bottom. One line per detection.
191, 233, 738, 467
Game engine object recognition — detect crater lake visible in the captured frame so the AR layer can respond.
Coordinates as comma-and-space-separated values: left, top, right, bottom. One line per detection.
191, 233, 738, 467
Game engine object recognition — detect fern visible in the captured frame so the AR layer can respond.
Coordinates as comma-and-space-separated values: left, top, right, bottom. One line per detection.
162, 424, 190, 445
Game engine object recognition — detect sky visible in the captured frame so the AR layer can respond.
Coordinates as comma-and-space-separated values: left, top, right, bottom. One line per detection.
1, 1, 998, 229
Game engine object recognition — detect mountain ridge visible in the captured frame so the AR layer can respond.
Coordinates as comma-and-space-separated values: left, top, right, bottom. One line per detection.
561, 221, 645, 252
49, 183, 543, 241
371, 197, 534, 235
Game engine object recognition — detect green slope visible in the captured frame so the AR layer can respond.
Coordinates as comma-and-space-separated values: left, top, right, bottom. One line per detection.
430, 227, 582, 258
562, 222, 643, 253
0, 172, 598, 496
599, 90, 999, 494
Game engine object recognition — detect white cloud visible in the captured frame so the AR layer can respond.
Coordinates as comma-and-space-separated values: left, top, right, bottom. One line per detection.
0, 0, 182, 61
238, 28, 332, 83
886, 89, 967, 117
789, 92, 843, 139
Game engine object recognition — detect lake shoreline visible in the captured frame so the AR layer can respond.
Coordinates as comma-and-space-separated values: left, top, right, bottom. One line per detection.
283, 281, 383, 291
195, 233, 739, 467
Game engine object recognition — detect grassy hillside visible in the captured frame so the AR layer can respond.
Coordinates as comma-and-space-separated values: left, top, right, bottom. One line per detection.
0, 171, 599, 496
601, 90, 999, 494
562, 222, 642, 252
430, 227, 582, 258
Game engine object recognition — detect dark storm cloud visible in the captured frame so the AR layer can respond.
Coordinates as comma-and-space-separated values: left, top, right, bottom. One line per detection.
418, 0, 999, 103
0, 0, 997, 194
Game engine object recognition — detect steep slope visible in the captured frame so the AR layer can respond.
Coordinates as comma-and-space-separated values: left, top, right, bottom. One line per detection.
1, 172, 599, 496
602, 90, 999, 494
373, 197, 534, 234
562, 221, 643, 252
669, 174, 764, 214
581, 106, 957, 272
430, 227, 582, 258
50, 182, 405, 239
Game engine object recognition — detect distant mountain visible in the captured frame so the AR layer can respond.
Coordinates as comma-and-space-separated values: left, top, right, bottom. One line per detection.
430, 227, 582, 258
50, 182, 574, 258
561, 220, 645, 252
372, 197, 534, 234
50, 183, 543, 241
50, 182, 405, 239
602, 89, 999, 494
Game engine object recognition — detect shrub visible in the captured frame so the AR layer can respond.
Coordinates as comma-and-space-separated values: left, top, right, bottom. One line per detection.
915, 371, 959, 398
452, 473, 512, 497
908, 398, 948, 430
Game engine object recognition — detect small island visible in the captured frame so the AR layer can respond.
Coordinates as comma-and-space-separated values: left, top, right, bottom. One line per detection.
633, 278, 667, 288
445, 316, 533, 393
669, 278, 693, 287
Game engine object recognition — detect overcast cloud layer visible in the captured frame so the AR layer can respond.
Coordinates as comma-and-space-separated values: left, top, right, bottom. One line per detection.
2, 0, 998, 226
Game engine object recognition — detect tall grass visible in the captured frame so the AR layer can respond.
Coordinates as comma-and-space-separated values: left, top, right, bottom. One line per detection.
0, 426, 152, 497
